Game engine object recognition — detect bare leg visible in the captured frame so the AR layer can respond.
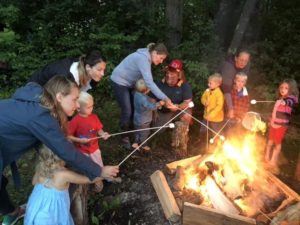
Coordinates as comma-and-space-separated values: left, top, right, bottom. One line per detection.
270, 143, 282, 166
265, 139, 274, 162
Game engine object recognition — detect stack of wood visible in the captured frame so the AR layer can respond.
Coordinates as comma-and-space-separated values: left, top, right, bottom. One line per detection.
151, 155, 300, 225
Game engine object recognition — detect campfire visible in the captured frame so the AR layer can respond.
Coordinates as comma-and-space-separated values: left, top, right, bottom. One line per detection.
151, 134, 300, 225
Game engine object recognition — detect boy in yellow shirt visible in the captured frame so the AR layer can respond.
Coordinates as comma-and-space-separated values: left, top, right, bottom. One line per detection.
200, 73, 224, 146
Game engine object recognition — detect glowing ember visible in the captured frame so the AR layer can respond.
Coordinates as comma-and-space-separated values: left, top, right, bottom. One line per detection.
182, 133, 285, 217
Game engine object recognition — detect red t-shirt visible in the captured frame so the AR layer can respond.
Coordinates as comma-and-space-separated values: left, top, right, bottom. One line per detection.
68, 114, 103, 154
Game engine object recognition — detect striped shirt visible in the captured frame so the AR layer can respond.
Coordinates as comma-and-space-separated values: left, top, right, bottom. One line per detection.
272, 95, 298, 126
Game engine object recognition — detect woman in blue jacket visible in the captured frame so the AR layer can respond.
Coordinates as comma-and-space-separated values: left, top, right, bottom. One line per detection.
0, 76, 119, 224
110, 43, 173, 149
29, 49, 107, 92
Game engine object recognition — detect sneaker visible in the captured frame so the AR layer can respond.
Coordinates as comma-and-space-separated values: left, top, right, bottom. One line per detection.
142, 146, 151, 151
2, 204, 26, 225
131, 143, 139, 149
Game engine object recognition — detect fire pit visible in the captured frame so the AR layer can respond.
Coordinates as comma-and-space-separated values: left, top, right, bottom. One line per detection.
150, 134, 300, 225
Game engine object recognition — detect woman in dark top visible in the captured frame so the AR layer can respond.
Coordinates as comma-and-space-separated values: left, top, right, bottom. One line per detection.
30, 49, 107, 92
0, 76, 119, 223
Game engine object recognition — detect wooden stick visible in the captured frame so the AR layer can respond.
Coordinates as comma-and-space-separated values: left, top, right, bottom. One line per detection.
89, 123, 175, 141
118, 104, 192, 166
150, 170, 181, 222
209, 119, 230, 144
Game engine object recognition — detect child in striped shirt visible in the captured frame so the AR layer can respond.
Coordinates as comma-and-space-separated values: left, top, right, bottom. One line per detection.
264, 79, 299, 174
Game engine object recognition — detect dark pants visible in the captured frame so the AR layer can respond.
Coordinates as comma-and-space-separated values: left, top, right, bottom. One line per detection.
0, 175, 15, 215
152, 111, 177, 127
200, 120, 224, 136
134, 123, 151, 145
111, 80, 134, 132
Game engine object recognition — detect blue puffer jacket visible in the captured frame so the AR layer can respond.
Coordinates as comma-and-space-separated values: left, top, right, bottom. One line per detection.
0, 82, 100, 186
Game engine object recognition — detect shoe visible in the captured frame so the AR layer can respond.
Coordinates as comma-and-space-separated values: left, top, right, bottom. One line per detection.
142, 146, 151, 151
2, 204, 26, 225
132, 143, 139, 149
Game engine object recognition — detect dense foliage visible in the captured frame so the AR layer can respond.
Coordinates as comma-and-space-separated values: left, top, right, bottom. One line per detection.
0, 0, 299, 97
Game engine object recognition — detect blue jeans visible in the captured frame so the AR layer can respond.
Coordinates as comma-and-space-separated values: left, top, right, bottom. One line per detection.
134, 122, 151, 145
111, 80, 134, 132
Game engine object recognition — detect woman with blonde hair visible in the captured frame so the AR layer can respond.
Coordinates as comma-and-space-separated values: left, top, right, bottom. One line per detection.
0, 76, 118, 225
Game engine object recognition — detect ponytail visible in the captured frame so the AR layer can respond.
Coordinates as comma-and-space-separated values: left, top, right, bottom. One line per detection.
147, 43, 169, 56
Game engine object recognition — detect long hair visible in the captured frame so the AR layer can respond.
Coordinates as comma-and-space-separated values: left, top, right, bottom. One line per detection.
78, 49, 107, 87
278, 79, 299, 98
40, 75, 79, 133
35, 145, 63, 179
147, 43, 169, 56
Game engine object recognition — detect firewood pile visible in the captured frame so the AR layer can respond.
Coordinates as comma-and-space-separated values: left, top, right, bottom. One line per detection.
151, 153, 300, 225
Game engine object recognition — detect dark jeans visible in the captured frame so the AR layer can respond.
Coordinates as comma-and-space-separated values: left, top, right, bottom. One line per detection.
152, 111, 177, 127
111, 80, 134, 132
134, 122, 151, 145
200, 119, 224, 135
0, 175, 15, 215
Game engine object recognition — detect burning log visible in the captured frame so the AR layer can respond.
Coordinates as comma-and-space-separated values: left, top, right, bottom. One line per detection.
174, 189, 203, 212
172, 166, 186, 191
205, 176, 240, 215
166, 155, 203, 174
183, 202, 256, 225
150, 170, 181, 222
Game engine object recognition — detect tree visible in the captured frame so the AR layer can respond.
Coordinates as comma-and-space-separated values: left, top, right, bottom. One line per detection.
166, 0, 183, 49
228, 0, 259, 54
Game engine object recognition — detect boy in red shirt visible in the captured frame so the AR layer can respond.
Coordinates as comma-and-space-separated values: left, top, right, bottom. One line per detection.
68, 91, 110, 191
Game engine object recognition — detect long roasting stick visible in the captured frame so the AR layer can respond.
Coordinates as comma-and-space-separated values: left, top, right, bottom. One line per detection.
250, 99, 275, 104
209, 119, 230, 144
118, 102, 195, 166
89, 123, 175, 141
173, 104, 224, 139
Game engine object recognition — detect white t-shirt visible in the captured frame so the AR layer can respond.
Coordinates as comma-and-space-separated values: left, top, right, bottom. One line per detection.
70, 62, 92, 92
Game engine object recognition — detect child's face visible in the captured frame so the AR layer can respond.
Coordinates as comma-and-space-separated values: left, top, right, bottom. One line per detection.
279, 82, 289, 97
57, 87, 80, 117
79, 99, 94, 116
234, 77, 246, 90
208, 80, 220, 90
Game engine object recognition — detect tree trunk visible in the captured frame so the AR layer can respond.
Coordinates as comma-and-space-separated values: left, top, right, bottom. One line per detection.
70, 184, 90, 225
228, 0, 259, 54
214, 0, 243, 49
294, 151, 300, 181
166, 0, 183, 49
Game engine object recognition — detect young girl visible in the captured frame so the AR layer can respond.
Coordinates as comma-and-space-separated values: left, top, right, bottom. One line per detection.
265, 79, 299, 173
68, 91, 110, 191
132, 79, 164, 151
0, 76, 118, 224
24, 145, 101, 225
